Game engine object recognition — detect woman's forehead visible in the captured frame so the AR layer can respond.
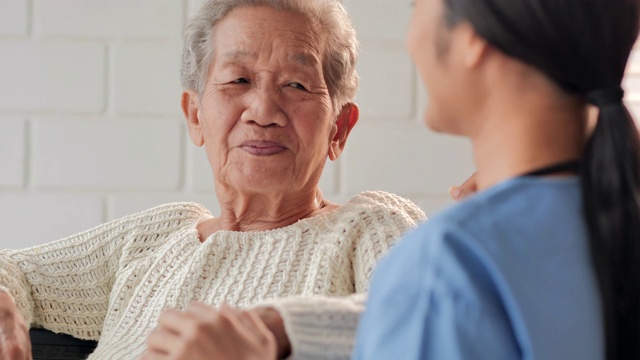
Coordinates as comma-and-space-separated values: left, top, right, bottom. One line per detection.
216, 6, 322, 41
211, 8, 325, 69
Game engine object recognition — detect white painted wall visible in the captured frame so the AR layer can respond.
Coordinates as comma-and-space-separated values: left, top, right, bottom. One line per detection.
1, 0, 638, 249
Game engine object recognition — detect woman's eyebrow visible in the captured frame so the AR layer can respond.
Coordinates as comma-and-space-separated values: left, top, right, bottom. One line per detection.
289, 52, 320, 67
217, 49, 255, 67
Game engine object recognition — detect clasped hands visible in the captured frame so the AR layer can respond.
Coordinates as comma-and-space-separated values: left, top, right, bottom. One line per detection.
141, 303, 288, 360
0, 293, 286, 360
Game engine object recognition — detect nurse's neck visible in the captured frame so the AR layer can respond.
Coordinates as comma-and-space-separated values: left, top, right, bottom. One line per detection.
469, 75, 587, 191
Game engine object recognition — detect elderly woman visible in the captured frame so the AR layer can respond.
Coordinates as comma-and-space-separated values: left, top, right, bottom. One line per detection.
0, 1, 424, 359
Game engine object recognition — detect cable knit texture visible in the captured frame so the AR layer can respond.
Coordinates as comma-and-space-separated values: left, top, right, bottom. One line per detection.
0, 191, 425, 359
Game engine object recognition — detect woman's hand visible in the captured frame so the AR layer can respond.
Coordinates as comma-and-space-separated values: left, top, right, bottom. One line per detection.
0, 292, 31, 360
253, 307, 291, 359
142, 303, 277, 360
449, 172, 478, 201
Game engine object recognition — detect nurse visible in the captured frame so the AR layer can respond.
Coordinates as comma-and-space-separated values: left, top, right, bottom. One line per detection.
354, 0, 640, 359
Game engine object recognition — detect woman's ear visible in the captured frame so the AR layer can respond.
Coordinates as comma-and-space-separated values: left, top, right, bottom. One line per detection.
182, 90, 204, 147
328, 103, 359, 161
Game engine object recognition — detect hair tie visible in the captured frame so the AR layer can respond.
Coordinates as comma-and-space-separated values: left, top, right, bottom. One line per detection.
586, 86, 625, 108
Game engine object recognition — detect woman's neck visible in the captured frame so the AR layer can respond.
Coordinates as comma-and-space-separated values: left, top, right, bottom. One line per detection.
198, 188, 337, 240
471, 93, 587, 191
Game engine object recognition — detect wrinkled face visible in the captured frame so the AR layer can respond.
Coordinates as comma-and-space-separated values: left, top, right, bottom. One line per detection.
408, 0, 468, 134
196, 6, 338, 195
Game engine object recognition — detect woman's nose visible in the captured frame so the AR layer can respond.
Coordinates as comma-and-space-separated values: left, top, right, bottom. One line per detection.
240, 88, 288, 127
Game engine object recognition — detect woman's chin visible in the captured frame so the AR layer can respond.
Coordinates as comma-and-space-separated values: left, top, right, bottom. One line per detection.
229, 172, 295, 195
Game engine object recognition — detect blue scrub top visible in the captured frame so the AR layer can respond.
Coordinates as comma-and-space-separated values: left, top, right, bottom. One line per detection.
353, 177, 603, 360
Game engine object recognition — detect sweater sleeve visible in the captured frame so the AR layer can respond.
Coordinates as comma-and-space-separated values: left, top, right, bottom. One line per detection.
262, 192, 426, 359
0, 202, 205, 340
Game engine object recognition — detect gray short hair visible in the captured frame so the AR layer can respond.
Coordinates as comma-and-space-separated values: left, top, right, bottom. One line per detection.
181, 0, 359, 112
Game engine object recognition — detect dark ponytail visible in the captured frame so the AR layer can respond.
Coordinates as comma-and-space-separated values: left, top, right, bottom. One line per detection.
582, 97, 640, 359
442, 0, 640, 358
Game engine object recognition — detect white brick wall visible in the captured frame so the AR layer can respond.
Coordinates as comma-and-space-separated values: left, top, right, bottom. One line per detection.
31, 118, 183, 190
0, 118, 25, 188
0, 0, 28, 36
345, 0, 412, 42
356, 45, 415, 120
0, 193, 103, 248
3, 1, 636, 250
33, 0, 183, 39
112, 42, 183, 115
621, 47, 640, 120
0, 41, 105, 112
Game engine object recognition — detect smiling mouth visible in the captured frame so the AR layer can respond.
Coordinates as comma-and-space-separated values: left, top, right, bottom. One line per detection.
240, 141, 287, 156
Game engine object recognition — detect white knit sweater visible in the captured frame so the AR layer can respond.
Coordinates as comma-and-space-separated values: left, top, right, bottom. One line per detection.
0, 191, 425, 359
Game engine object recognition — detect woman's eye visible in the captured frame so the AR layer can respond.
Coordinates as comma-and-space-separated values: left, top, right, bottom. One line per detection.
232, 78, 249, 84
288, 82, 307, 90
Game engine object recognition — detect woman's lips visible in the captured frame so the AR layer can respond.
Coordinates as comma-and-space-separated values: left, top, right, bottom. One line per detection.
240, 140, 287, 156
